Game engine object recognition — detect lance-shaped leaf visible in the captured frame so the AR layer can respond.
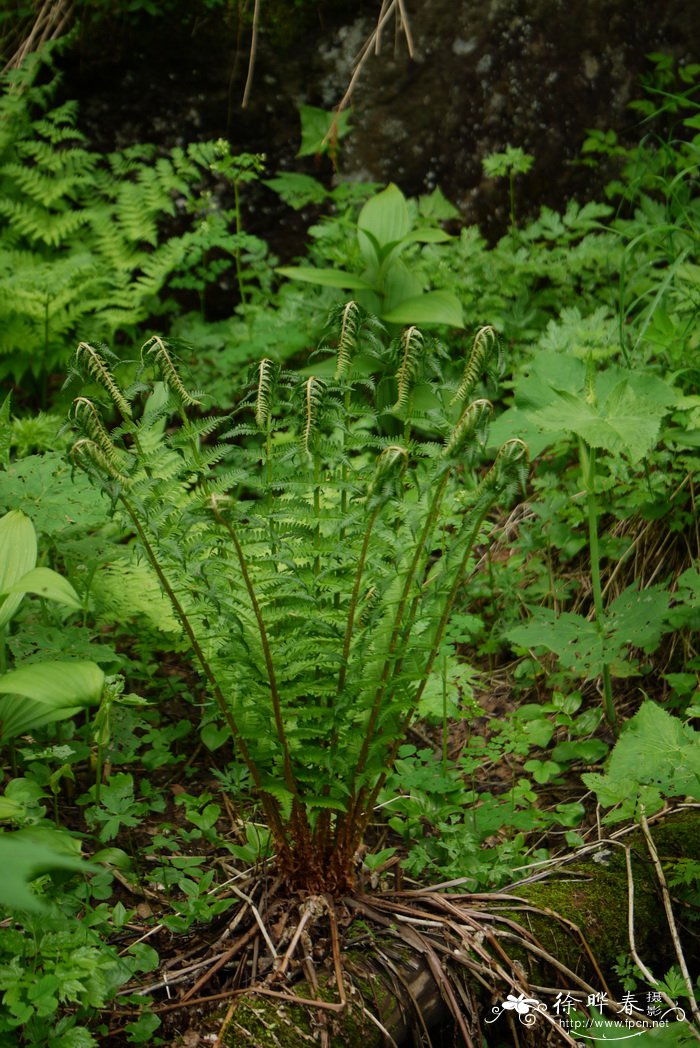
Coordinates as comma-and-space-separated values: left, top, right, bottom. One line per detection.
276, 266, 374, 291
0, 661, 104, 742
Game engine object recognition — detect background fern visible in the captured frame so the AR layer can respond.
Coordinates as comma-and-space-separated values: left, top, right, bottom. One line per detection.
0, 47, 248, 391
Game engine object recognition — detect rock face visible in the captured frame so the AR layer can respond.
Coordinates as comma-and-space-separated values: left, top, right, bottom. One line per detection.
309, 0, 700, 232
64, 0, 700, 235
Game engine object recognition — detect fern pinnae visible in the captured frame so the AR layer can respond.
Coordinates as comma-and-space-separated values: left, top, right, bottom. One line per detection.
75, 342, 132, 419
255, 358, 276, 430
117, 491, 292, 856
208, 496, 307, 838
303, 375, 325, 457
70, 437, 131, 485
337, 445, 408, 698
142, 336, 201, 407
393, 326, 424, 413
334, 300, 360, 380
70, 396, 121, 465
451, 325, 498, 405
349, 482, 510, 857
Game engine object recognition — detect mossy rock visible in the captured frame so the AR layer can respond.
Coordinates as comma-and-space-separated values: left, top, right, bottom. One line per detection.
219, 812, 700, 1046
222, 983, 379, 1048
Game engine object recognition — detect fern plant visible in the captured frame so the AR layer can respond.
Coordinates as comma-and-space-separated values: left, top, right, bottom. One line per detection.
69, 307, 526, 893
0, 45, 259, 389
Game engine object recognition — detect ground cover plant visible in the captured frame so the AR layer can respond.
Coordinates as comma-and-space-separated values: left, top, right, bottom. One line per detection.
0, 43, 698, 1048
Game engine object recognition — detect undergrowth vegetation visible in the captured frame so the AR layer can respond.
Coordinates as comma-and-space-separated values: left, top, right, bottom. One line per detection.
0, 43, 698, 1048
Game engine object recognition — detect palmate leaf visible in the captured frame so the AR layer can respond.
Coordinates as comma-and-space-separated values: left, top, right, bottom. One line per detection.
0, 660, 104, 742
583, 700, 700, 821
531, 382, 665, 461
507, 585, 674, 676
488, 351, 678, 460
296, 104, 352, 159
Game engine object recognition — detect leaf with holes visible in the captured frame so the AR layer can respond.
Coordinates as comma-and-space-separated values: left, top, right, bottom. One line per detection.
583, 701, 700, 822
507, 609, 603, 675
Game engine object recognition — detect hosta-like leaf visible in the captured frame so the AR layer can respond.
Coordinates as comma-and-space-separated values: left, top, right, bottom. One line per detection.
0, 831, 88, 912
0, 510, 37, 629
0, 661, 104, 741
1, 566, 81, 610
382, 291, 464, 328
276, 266, 374, 291
357, 183, 411, 247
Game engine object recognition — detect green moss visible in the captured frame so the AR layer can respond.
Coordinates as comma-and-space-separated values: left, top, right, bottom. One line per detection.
497, 812, 700, 981
222, 978, 377, 1048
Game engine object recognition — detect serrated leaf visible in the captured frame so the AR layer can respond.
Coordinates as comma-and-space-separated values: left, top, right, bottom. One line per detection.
605, 584, 672, 653
531, 384, 664, 461
507, 609, 603, 674
583, 701, 700, 820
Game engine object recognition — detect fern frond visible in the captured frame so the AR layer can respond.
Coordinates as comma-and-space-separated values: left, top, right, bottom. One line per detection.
70, 437, 131, 485
70, 397, 124, 466
334, 300, 361, 380
256, 358, 277, 430
479, 438, 529, 500
74, 342, 132, 419
303, 376, 325, 456
445, 398, 493, 459
451, 325, 500, 405
142, 336, 201, 407
394, 326, 424, 412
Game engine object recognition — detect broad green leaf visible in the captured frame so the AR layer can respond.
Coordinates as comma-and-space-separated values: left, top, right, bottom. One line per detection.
382, 290, 464, 327
381, 259, 423, 314
1, 566, 81, 610
276, 266, 374, 291
0, 509, 37, 629
0, 830, 88, 912
605, 584, 672, 654
402, 227, 452, 245
583, 701, 700, 822
507, 609, 603, 675
0, 660, 104, 741
0, 453, 109, 536
531, 384, 664, 461
296, 104, 351, 158
357, 183, 411, 247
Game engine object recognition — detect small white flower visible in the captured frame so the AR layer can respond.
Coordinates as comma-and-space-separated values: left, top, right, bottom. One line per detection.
502, 993, 541, 1015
